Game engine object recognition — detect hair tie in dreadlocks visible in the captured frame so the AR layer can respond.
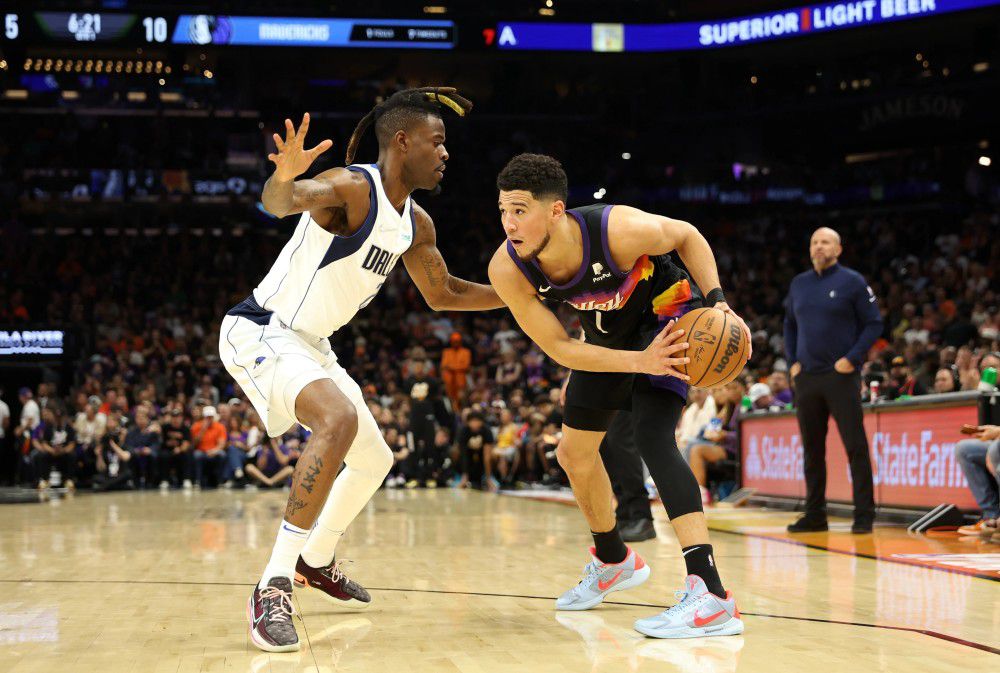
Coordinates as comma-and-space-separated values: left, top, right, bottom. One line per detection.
344, 86, 473, 165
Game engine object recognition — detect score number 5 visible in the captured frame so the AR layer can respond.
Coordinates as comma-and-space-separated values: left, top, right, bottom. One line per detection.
4, 14, 17, 40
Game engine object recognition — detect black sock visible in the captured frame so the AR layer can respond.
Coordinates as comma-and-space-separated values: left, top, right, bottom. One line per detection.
682, 544, 725, 597
592, 525, 628, 564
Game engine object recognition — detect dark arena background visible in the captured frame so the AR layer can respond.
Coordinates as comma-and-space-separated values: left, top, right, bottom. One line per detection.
0, 1, 998, 671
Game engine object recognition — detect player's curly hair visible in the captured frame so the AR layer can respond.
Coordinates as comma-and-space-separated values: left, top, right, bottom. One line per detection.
496, 153, 568, 202
344, 86, 473, 165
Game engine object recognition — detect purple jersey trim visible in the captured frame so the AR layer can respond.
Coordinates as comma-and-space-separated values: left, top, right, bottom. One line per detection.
599, 205, 628, 277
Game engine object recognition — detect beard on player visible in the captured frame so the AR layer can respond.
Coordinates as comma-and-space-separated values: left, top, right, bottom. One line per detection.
516, 231, 551, 263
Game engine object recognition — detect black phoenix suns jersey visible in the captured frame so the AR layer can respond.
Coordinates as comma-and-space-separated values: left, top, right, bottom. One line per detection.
506, 203, 702, 397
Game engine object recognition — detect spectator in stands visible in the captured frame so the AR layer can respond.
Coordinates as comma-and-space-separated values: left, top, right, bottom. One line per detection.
676, 387, 717, 453
73, 396, 106, 453
492, 408, 520, 489
933, 367, 960, 394
403, 360, 440, 488
93, 411, 133, 491
685, 380, 746, 505
16, 387, 41, 441
767, 370, 793, 406
955, 425, 1000, 536
885, 355, 926, 398
495, 350, 523, 396
245, 434, 300, 488
30, 407, 77, 490
456, 411, 493, 489
749, 382, 779, 410
158, 408, 193, 490
383, 424, 411, 488
191, 405, 226, 488
956, 347, 981, 390
222, 415, 249, 488
441, 332, 472, 408
122, 406, 161, 488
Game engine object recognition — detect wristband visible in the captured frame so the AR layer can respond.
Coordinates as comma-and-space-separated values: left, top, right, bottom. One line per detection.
705, 288, 727, 307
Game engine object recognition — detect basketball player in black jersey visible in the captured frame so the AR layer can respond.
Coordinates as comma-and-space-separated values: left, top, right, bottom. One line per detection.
489, 154, 750, 639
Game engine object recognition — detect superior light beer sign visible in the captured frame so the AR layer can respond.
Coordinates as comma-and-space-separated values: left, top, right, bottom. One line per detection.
496, 0, 1000, 51
699, 0, 940, 46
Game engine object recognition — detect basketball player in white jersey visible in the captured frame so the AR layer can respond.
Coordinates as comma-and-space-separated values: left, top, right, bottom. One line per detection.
221, 88, 505, 652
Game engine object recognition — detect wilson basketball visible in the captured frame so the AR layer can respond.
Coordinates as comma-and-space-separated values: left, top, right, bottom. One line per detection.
673, 307, 748, 389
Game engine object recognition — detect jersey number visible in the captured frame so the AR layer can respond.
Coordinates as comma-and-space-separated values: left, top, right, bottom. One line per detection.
594, 311, 608, 334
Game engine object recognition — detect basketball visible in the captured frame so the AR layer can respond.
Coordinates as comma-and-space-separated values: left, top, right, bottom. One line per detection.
674, 307, 748, 389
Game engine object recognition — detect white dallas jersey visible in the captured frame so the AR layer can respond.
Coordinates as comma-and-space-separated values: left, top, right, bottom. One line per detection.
252, 164, 415, 337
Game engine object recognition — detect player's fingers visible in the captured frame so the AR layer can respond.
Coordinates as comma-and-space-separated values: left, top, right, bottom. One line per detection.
267, 153, 279, 164
663, 341, 689, 356
273, 133, 285, 152
284, 118, 295, 145
307, 138, 333, 158
298, 112, 310, 142
660, 326, 686, 345
660, 366, 690, 381
665, 355, 691, 367
653, 319, 677, 343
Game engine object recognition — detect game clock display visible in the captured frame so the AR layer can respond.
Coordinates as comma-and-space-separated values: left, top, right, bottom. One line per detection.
0, 12, 455, 49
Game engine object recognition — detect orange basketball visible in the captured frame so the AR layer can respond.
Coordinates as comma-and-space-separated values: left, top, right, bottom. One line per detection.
673, 307, 749, 389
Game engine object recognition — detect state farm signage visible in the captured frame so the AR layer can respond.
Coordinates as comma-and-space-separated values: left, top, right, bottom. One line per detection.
741, 402, 979, 509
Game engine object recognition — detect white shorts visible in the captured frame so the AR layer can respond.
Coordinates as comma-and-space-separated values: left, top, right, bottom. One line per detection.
219, 311, 363, 438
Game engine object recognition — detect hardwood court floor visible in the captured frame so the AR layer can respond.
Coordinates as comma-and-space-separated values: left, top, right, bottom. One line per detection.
0, 488, 997, 672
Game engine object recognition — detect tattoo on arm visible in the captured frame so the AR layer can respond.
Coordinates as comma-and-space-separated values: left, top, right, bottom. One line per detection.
447, 276, 473, 295
294, 180, 334, 210
419, 248, 449, 289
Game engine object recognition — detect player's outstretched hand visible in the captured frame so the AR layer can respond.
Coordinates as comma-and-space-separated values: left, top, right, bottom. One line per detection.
638, 319, 690, 379
267, 112, 333, 182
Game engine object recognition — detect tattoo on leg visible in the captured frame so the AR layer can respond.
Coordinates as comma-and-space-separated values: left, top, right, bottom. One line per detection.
285, 495, 307, 519
300, 455, 322, 494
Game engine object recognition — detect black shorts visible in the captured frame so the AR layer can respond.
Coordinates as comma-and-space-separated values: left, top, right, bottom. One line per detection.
565, 371, 634, 411
564, 374, 687, 432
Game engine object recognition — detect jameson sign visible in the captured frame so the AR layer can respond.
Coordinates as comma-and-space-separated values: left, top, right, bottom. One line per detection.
860, 95, 965, 131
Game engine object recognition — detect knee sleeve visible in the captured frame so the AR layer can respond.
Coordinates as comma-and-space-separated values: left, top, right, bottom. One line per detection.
631, 382, 704, 520
344, 401, 394, 479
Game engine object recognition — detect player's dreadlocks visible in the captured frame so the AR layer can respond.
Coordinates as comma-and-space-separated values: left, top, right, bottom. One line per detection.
344, 86, 473, 165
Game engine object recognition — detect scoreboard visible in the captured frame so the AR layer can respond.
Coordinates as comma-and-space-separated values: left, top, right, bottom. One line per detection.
2, 2, 999, 53
0, 12, 456, 49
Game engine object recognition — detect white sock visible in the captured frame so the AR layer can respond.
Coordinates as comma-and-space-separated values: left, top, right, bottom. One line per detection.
301, 409, 393, 568
259, 520, 310, 588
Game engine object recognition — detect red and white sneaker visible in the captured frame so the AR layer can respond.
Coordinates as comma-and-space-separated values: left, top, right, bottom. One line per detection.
634, 575, 744, 638
294, 556, 372, 609
247, 577, 299, 652
555, 546, 650, 611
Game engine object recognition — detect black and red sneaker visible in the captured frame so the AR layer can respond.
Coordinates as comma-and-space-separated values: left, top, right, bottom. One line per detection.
294, 556, 372, 609
246, 577, 299, 652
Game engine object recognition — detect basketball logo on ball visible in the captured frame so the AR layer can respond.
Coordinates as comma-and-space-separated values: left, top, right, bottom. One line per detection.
672, 307, 749, 388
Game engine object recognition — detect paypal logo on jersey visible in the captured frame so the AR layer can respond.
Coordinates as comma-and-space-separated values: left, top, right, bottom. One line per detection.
362, 244, 400, 277
591, 261, 612, 282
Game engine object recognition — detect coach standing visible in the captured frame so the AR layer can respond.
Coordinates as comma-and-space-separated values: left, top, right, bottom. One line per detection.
784, 227, 883, 534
